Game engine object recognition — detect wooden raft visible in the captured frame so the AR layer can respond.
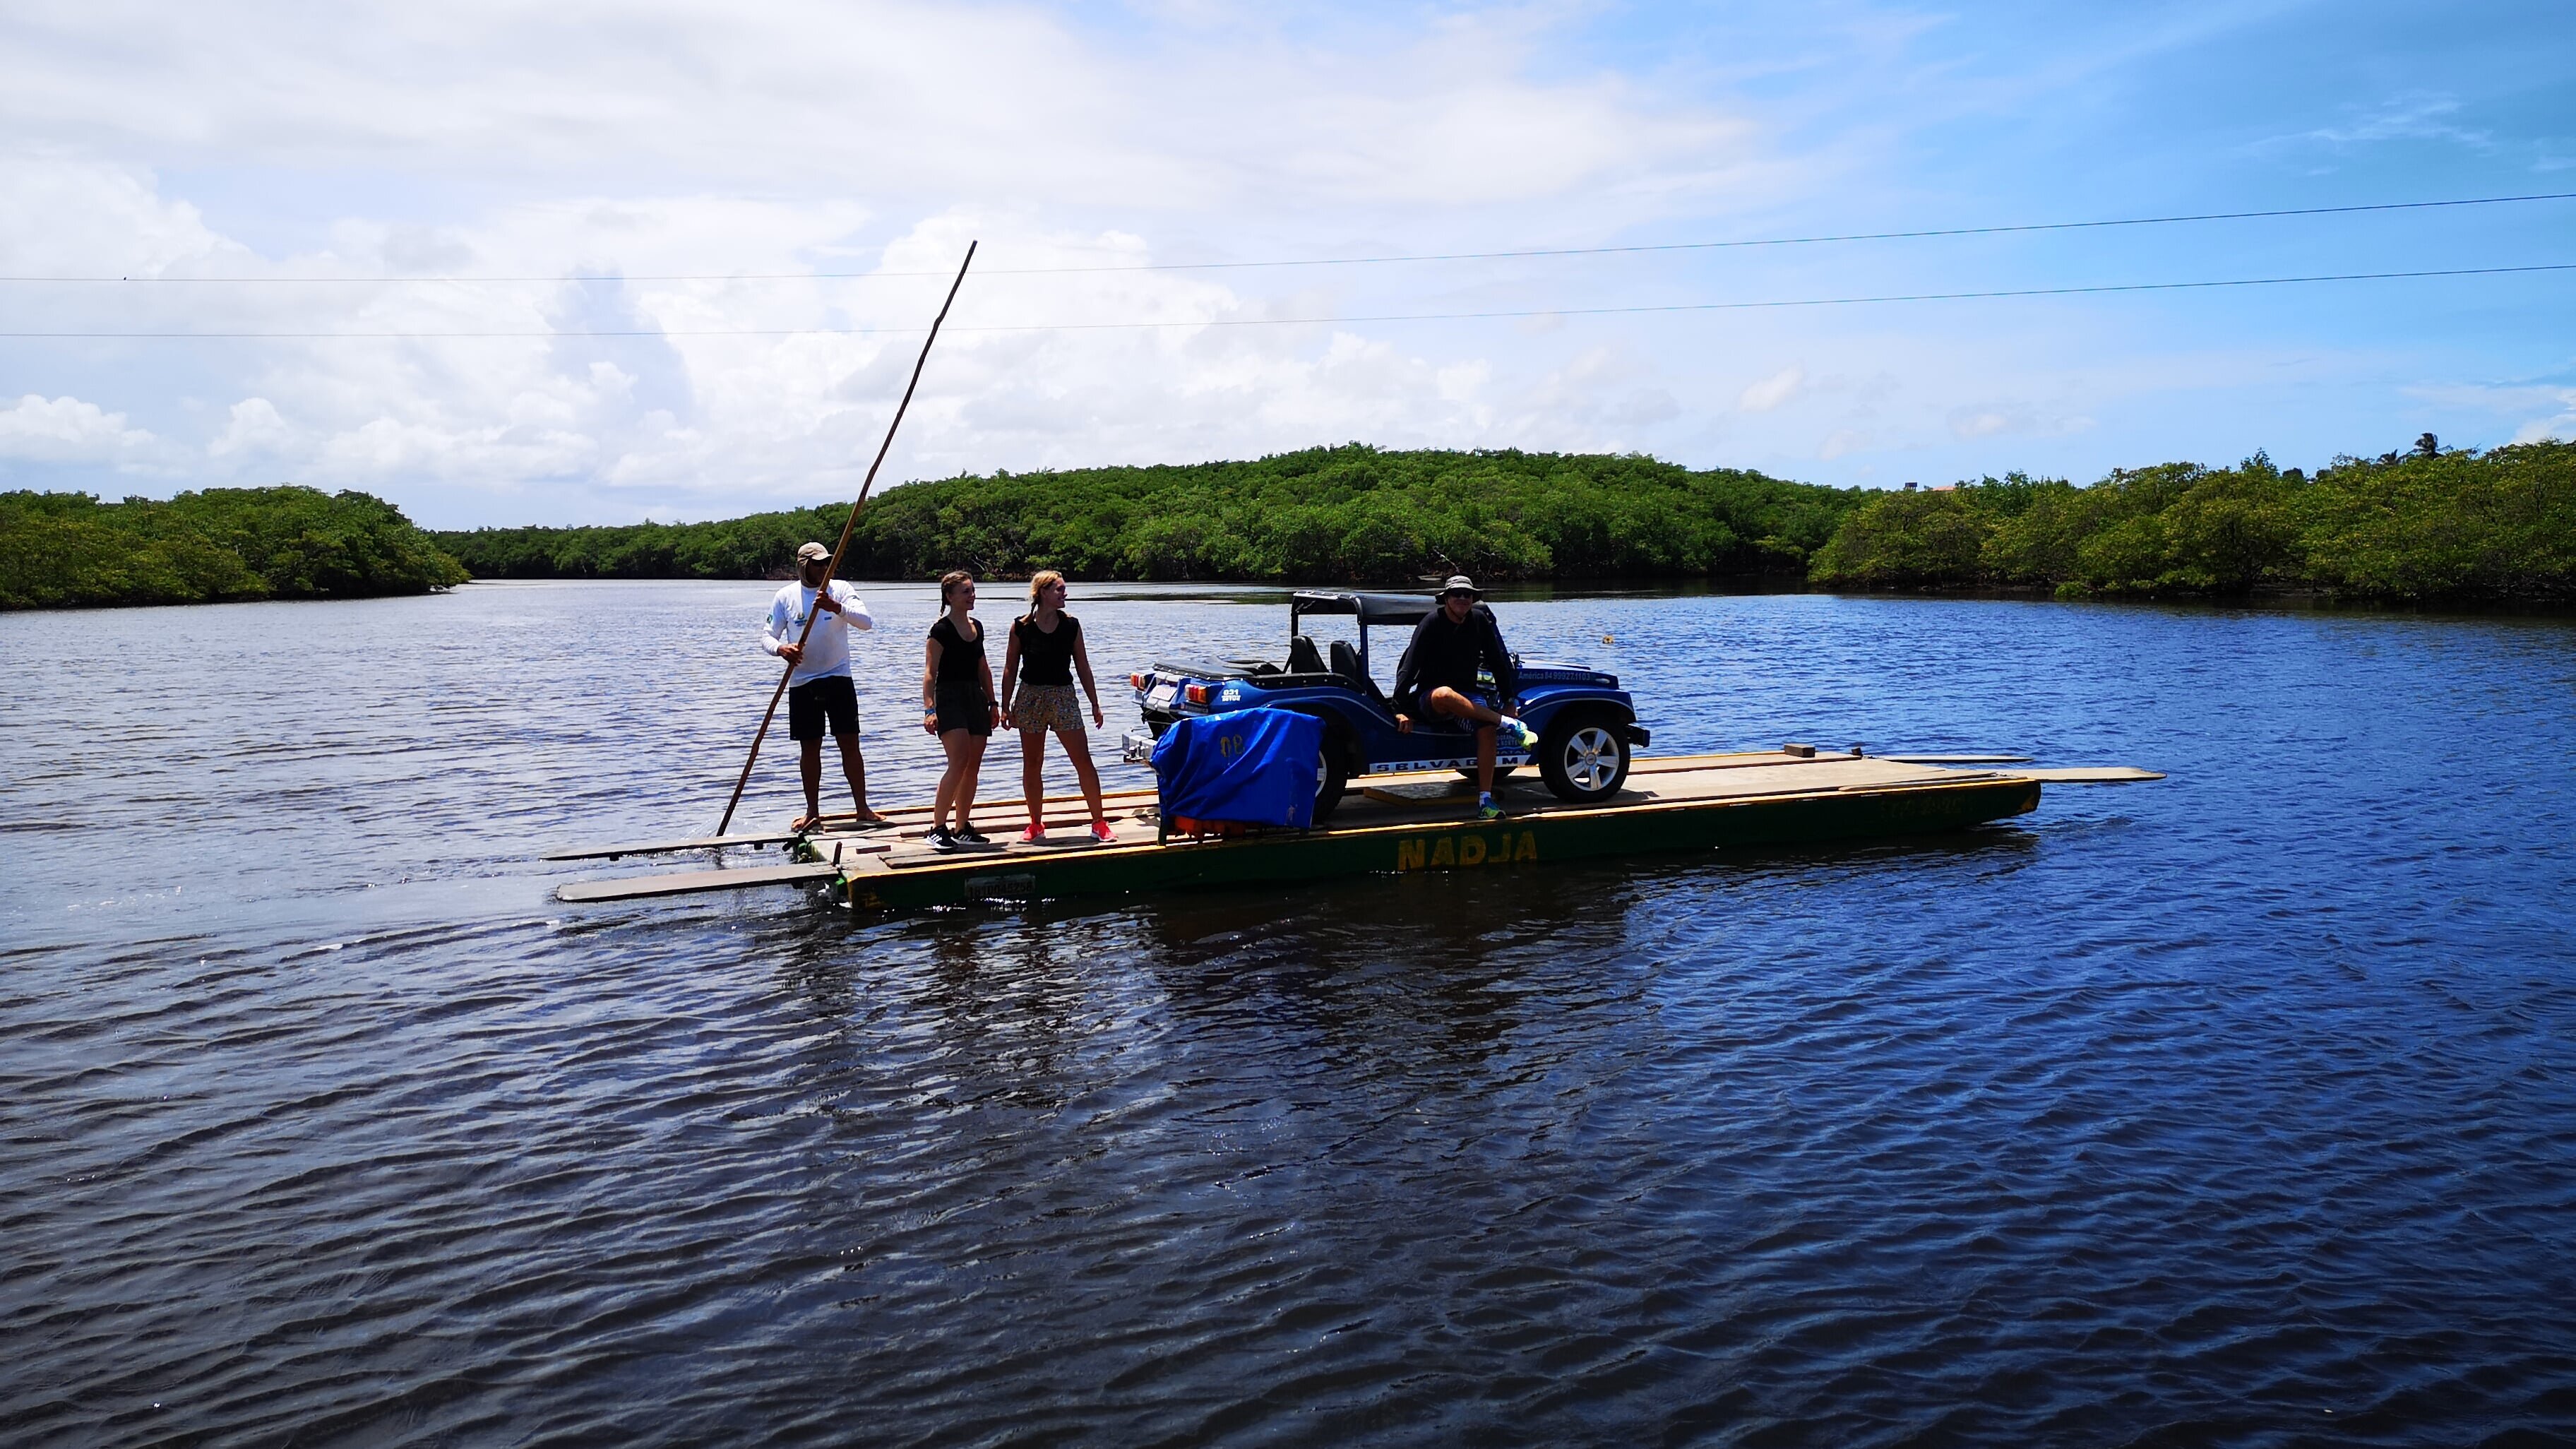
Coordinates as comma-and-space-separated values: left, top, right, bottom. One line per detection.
551, 749, 2163, 909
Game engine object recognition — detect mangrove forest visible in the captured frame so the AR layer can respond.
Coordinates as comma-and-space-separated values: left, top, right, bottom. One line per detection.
8, 436, 2570, 612
1808, 438, 2576, 603
0, 485, 467, 611
433, 447, 1860, 586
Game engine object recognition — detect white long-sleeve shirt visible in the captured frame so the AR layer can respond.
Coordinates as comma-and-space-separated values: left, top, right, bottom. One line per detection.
763, 580, 873, 685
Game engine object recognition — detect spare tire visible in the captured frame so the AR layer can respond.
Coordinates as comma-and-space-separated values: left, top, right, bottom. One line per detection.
1538, 708, 1631, 803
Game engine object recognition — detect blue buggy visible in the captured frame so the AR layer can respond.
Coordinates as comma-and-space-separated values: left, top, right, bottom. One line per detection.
1121, 590, 1650, 822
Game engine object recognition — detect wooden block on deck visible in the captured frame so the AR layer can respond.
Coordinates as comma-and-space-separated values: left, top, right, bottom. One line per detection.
1362, 780, 1477, 804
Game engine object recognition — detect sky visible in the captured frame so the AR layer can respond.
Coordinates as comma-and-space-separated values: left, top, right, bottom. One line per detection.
2, 0, 2571, 527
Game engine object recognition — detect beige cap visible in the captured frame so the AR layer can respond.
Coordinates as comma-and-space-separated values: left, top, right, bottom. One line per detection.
795, 542, 831, 566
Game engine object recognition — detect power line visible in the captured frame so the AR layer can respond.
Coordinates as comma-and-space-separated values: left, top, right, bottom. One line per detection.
4, 192, 2571, 285
1000, 192, 2576, 275
4, 262, 2566, 339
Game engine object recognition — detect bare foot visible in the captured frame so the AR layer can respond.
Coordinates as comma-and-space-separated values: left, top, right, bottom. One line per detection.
791, 813, 823, 833
849, 810, 894, 829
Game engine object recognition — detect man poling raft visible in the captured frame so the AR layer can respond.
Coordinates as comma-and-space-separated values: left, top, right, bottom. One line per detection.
763, 542, 887, 833
710, 237, 976, 839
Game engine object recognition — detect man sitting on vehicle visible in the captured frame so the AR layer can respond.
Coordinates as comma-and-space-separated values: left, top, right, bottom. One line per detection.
1393, 574, 1539, 821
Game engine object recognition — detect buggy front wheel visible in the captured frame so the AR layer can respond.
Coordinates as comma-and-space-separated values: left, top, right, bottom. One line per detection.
1537, 711, 1631, 803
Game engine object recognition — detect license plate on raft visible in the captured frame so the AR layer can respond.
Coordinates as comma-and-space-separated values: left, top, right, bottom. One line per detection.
1146, 682, 1179, 710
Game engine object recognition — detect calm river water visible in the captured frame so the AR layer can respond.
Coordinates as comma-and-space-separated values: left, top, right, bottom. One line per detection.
4, 580, 2573, 1445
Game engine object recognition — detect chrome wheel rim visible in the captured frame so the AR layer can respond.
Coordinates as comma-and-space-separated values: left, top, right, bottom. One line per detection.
1563, 725, 1621, 792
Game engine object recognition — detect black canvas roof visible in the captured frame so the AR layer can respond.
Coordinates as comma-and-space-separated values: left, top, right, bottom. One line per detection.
1289, 591, 1436, 626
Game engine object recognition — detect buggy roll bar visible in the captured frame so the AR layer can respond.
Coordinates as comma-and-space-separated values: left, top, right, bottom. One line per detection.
1288, 591, 1436, 681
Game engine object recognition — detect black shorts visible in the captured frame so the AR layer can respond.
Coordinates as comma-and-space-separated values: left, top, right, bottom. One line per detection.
788, 675, 859, 741
934, 681, 991, 737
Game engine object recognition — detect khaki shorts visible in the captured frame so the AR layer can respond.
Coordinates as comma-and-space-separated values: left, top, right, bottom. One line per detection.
1011, 684, 1089, 734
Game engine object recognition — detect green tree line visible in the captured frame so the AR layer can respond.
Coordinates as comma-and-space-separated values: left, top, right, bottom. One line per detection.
430, 446, 1857, 585
1808, 438, 2576, 603
1, 485, 468, 611
16, 437, 2568, 612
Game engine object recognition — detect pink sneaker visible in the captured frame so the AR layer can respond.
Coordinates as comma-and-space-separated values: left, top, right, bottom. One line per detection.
1018, 823, 1046, 844
1090, 820, 1116, 843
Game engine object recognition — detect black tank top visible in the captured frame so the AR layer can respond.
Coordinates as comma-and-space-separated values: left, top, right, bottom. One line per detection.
929, 615, 984, 684
1012, 613, 1080, 687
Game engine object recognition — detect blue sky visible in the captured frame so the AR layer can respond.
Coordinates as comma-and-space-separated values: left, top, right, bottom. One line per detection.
2, 0, 2570, 527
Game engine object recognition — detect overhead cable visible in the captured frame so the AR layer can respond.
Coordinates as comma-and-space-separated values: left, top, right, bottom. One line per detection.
4, 262, 2568, 339
3, 192, 2571, 285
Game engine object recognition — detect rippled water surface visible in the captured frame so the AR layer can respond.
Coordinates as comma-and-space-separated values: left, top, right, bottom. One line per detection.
6, 580, 2575, 1445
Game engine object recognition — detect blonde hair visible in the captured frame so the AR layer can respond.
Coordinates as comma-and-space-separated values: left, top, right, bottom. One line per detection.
937, 569, 974, 607
1025, 570, 1066, 624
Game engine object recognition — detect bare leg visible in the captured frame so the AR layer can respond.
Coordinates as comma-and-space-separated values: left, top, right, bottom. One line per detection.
1425, 685, 1503, 727
953, 732, 989, 829
1019, 726, 1049, 827
834, 733, 883, 822
1060, 728, 1107, 823
934, 735, 964, 830
1426, 687, 1505, 797
797, 737, 825, 828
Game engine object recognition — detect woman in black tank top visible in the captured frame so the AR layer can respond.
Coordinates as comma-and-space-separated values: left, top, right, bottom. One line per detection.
921, 571, 997, 849
999, 571, 1114, 844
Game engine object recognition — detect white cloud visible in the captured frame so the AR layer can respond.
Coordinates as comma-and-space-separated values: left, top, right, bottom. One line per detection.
1818, 427, 1881, 461
0, 393, 165, 467
2278, 92, 2493, 150
0, 2, 1755, 221
2403, 379, 2576, 447
0, 0, 1788, 521
1945, 402, 2095, 441
1738, 365, 1805, 412
207, 398, 294, 460
2510, 389, 2576, 444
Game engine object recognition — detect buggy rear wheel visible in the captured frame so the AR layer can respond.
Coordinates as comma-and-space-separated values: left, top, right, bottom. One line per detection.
1313, 742, 1348, 823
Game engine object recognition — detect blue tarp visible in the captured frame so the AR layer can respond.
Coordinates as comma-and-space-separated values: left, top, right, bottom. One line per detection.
1150, 708, 1323, 830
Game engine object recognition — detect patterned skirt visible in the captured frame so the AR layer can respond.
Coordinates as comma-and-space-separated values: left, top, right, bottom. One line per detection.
1011, 684, 1089, 734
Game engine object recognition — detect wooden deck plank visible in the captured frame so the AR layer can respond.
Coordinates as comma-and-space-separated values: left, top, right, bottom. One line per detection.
556, 861, 840, 902
542, 832, 800, 861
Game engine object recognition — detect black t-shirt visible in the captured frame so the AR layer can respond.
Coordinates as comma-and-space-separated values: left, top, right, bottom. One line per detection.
1011, 613, 1081, 687
928, 615, 986, 685
1393, 604, 1517, 708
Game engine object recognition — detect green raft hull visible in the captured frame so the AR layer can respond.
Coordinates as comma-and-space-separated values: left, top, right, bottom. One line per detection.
825, 775, 2041, 912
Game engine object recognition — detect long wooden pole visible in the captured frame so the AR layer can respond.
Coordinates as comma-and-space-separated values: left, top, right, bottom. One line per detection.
715, 240, 977, 835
